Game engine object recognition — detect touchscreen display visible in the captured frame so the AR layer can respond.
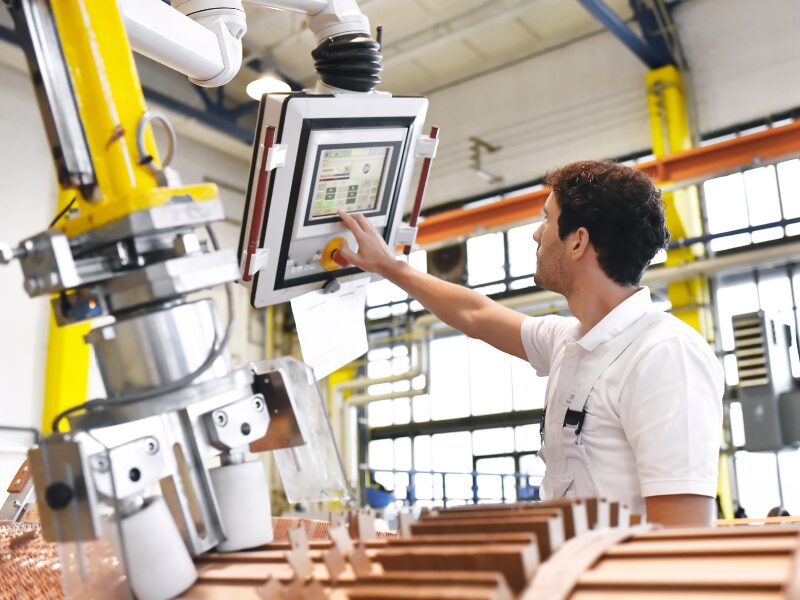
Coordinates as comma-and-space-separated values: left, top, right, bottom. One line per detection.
310, 146, 389, 218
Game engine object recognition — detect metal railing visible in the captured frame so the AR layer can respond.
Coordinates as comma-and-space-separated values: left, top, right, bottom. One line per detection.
362, 466, 543, 508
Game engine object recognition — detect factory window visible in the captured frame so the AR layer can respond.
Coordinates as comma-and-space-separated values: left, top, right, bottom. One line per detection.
702, 148, 800, 517
365, 334, 546, 430
365, 344, 422, 427
507, 223, 538, 290
704, 159, 800, 252
467, 231, 507, 294
367, 426, 545, 509
364, 330, 547, 508
365, 222, 542, 320
366, 250, 427, 320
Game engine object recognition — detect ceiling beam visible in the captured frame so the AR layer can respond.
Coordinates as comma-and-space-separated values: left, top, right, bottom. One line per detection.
575, 0, 669, 69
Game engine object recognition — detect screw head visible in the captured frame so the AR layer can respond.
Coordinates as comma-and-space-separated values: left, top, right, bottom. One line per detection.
253, 397, 265, 412
145, 439, 159, 454
213, 410, 228, 427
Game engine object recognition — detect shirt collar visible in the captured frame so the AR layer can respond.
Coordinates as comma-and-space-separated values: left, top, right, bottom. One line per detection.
576, 287, 655, 352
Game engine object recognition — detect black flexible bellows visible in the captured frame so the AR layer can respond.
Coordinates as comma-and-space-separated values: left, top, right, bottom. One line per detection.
311, 33, 382, 92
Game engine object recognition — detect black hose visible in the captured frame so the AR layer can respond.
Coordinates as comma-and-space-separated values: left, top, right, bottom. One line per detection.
311, 33, 382, 93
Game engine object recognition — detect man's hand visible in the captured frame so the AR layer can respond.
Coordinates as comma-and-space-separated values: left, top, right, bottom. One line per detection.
334, 210, 403, 278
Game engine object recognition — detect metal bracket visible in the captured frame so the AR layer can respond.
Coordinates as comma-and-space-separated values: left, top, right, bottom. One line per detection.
90, 435, 167, 501
18, 230, 82, 296
28, 436, 101, 542
205, 394, 270, 452
249, 367, 306, 453
0, 459, 35, 521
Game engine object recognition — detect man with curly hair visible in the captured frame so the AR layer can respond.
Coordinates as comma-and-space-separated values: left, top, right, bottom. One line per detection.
334, 160, 723, 527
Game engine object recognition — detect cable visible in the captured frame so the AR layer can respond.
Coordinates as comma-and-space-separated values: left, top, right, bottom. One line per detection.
49, 196, 77, 228
52, 225, 236, 433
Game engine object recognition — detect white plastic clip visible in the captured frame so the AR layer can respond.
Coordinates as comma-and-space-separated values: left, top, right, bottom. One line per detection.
415, 135, 439, 159
244, 248, 270, 278
395, 225, 418, 247
265, 143, 288, 171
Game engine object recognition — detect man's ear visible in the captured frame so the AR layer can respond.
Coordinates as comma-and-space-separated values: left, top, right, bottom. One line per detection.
570, 227, 591, 260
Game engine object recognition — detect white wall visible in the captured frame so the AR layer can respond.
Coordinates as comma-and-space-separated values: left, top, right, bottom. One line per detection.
422, 0, 800, 208
676, 0, 800, 134
424, 30, 649, 207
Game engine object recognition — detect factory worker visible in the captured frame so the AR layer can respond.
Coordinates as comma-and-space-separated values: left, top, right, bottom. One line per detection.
335, 160, 724, 527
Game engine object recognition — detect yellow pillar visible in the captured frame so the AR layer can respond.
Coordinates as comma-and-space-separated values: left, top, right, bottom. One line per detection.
645, 66, 713, 337
645, 65, 733, 519
42, 190, 91, 433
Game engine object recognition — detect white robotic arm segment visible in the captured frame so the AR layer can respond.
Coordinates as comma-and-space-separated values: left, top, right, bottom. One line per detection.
119, 0, 226, 82
244, 0, 370, 41
173, 0, 248, 88
244, 0, 329, 15
119, 0, 372, 88
119, 0, 246, 87
308, 0, 370, 42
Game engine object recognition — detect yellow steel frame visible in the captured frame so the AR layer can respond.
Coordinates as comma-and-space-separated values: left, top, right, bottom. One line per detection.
41, 0, 219, 429
645, 65, 734, 519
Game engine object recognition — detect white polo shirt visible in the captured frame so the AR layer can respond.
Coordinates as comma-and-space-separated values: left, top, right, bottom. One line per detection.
520, 288, 724, 515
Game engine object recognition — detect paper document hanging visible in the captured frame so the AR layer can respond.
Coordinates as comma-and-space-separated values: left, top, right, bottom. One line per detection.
291, 276, 370, 380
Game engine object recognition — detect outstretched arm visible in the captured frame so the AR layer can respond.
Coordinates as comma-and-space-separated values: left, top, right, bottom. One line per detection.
645, 494, 715, 527
335, 211, 527, 359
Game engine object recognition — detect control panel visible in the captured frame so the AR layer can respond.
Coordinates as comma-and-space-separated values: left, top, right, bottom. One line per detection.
237, 92, 431, 308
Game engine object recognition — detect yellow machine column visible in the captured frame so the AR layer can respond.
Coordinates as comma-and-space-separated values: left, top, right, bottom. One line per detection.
645, 65, 734, 519
37, 0, 218, 430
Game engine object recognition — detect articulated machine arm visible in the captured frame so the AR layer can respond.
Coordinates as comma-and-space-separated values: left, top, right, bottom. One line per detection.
118, 0, 377, 88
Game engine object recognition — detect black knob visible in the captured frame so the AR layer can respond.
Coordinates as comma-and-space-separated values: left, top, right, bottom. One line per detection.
240, 422, 251, 436
45, 482, 74, 510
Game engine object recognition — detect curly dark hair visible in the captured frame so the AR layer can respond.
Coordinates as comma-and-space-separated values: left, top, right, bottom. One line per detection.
544, 160, 669, 286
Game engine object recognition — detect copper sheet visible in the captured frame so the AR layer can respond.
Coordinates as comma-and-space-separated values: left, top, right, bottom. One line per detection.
0, 521, 61, 600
